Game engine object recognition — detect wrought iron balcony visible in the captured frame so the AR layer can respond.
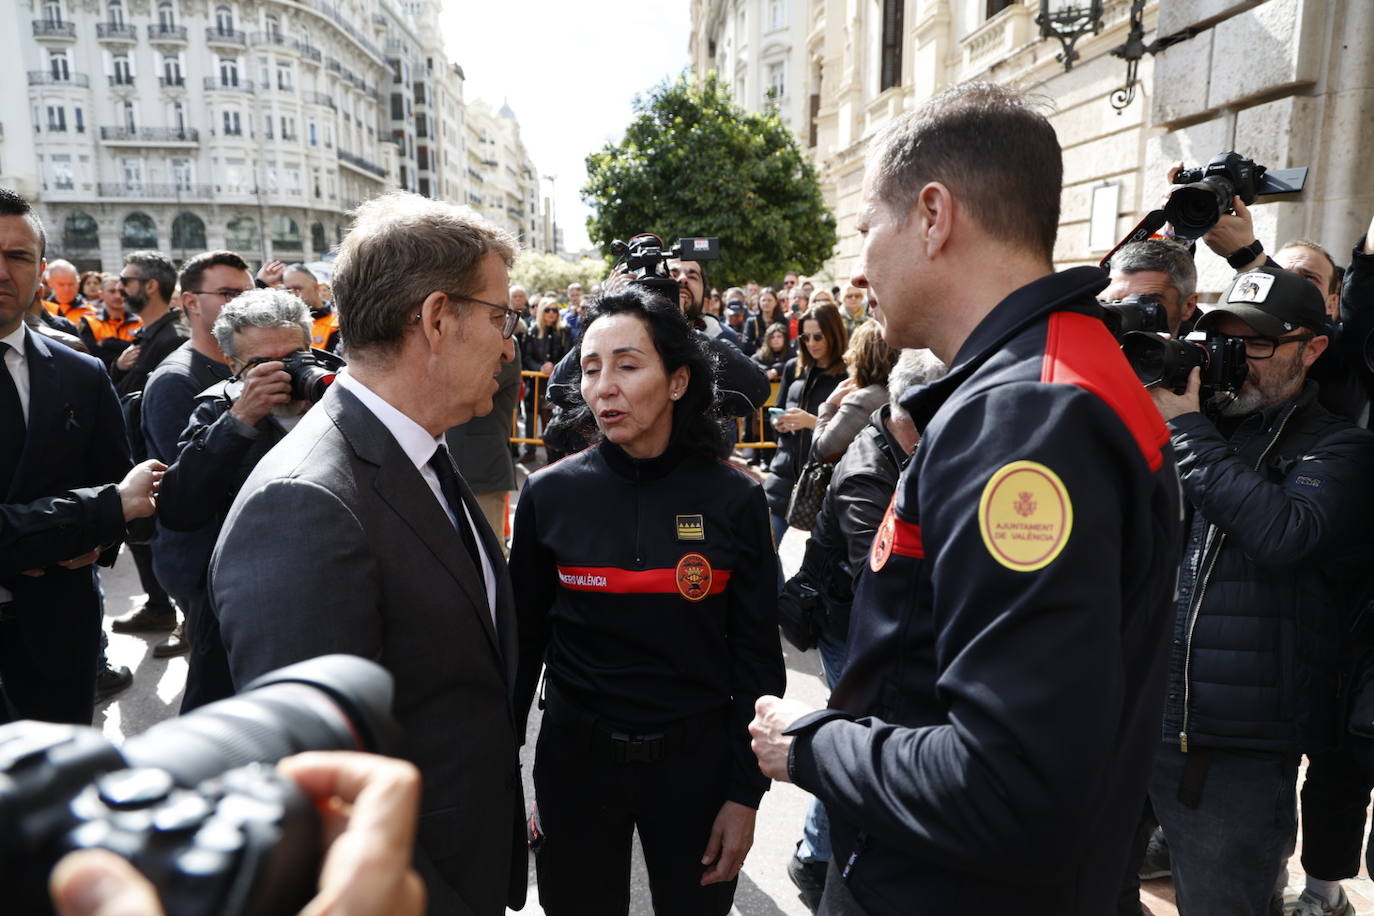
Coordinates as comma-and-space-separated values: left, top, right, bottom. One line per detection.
146, 24, 188, 41
159, 75, 185, 88
28, 70, 89, 87
99, 126, 200, 143
205, 27, 246, 45
337, 149, 387, 179
203, 77, 254, 93
98, 182, 213, 198
108, 75, 136, 87
96, 22, 137, 39
32, 20, 76, 38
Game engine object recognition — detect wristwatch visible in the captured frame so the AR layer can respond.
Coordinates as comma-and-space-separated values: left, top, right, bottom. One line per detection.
1227, 239, 1264, 269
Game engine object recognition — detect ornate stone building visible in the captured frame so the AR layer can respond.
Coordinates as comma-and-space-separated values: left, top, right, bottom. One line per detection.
690, 0, 1374, 293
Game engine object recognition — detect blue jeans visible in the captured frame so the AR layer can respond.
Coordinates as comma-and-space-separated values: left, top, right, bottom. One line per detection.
798, 635, 850, 864
1149, 745, 1298, 915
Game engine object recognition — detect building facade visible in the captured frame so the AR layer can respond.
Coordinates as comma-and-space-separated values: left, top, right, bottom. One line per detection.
690, 0, 1374, 294
464, 98, 546, 251
0, 0, 549, 270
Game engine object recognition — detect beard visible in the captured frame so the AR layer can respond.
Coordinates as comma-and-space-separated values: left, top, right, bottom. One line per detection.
1212, 345, 1306, 417
124, 291, 147, 314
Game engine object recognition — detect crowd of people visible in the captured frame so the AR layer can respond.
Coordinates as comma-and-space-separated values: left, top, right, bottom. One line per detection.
6, 77, 1374, 916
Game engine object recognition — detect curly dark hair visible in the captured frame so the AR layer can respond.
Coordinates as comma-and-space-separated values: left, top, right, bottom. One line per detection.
561, 283, 723, 459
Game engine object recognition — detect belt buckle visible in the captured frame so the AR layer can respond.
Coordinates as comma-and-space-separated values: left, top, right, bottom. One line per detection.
610, 731, 665, 764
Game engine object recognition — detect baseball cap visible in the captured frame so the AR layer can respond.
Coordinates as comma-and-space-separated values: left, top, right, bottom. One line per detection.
1196, 265, 1327, 337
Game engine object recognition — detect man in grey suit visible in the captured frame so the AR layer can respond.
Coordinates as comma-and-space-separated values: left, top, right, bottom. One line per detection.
209, 192, 526, 915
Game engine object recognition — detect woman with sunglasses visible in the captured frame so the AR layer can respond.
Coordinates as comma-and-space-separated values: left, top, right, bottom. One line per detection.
763, 303, 848, 544
510, 284, 783, 915
520, 296, 574, 462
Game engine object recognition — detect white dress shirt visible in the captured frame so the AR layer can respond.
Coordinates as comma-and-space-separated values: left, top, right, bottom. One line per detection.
0, 322, 30, 424
334, 370, 497, 621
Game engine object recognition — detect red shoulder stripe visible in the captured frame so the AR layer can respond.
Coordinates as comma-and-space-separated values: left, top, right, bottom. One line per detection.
1041, 312, 1169, 472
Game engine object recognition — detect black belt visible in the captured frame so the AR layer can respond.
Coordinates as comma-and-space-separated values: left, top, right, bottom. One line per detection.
542, 679, 726, 765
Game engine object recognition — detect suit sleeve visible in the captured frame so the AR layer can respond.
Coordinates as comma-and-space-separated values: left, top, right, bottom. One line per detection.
508, 479, 558, 737
1167, 411, 1374, 565
788, 383, 1145, 878
210, 477, 382, 688
0, 486, 124, 576
158, 401, 261, 531
726, 484, 785, 808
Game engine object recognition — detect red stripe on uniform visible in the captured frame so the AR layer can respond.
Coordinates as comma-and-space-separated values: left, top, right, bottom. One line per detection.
555, 566, 732, 595
890, 518, 925, 559
1041, 311, 1169, 472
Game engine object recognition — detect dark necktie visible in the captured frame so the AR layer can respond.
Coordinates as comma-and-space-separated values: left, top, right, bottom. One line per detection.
0, 342, 25, 492
428, 444, 487, 600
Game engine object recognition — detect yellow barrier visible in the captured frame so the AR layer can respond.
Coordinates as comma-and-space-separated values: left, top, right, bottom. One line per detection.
510, 370, 550, 447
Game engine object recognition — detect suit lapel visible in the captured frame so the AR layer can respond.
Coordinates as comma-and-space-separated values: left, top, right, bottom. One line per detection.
8, 331, 60, 500
325, 387, 503, 660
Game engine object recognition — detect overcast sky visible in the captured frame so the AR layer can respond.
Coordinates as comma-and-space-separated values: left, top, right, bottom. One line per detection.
441, 1, 693, 252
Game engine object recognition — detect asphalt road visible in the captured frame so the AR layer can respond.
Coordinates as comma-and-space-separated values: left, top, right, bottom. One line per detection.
95, 523, 825, 916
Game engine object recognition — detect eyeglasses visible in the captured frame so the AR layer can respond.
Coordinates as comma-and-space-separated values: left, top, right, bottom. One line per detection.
452, 294, 520, 339
1231, 331, 1315, 359
190, 288, 249, 301
118, 275, 144, 287
801, 332, 826, 342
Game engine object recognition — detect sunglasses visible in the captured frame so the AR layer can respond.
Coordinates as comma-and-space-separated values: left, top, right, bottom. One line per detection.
801, 332, 826, 342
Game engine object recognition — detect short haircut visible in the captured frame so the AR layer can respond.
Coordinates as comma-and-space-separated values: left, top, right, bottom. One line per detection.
45, 259, 77, 278
844, 319, 899, 388
124, 250, 178, 302
0, 187, 46, 256
797, 303, 848, 376
1109, 238, 1197, 303
888, 349, 948, 414
179, 250, 251, 296
285, 263, 317, 282
867, 81, 1061, 261
1278, 239, 1340, 294
332, 192, 517, 357
79, 269, 103, 290
211, 288, 311, 360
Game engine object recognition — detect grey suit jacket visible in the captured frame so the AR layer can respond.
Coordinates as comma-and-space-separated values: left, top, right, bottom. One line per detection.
208, 383, 525, 916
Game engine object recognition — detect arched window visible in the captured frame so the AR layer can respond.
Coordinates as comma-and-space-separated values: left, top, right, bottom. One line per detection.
265, 13, 280, 38
121, 212, 158, 249
43, 0, 63, 25
226, 215, 259, 251
107, 0, 124, 27
214, 4, 232, 31
172, 212, 205, 251
157, 0, 175, 28
311, 221, 327, 255
63, 211, 100, 251
271, 215, 301, 252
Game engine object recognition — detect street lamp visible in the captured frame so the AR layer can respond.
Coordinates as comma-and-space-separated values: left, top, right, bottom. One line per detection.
1036, 0, 1104, 71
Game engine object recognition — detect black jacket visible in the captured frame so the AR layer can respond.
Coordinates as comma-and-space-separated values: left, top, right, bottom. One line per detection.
510, 439, 785, 809
1162, 384, 1374, 754
522, 325, 573, 373
0, 484, 125, 577
762, 358, 844, 517
779, 407, 907, 650
113, 308, 188, 396
785, 268, 1183, 914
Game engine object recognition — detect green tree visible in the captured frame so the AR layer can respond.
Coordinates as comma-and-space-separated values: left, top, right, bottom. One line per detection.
511, 251, 607, 298
583, 72, 836, 290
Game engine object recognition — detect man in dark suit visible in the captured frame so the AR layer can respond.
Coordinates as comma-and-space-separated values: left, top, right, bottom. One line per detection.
209, 191, 525, 915
0, 188, 132, 725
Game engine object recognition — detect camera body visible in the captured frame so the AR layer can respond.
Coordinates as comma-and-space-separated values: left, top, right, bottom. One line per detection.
1120, 330, 1248, 400
0, 655, 397, 916
233, 347, 344, 404
1165, 151, 1308, 239
1099, 294, 1171, 340
609, 233, 721, 304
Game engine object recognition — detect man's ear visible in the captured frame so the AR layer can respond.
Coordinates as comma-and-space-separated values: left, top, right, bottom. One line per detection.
916, 182, 954, 259
416, 290, 451, 350
1303, 333, 1330, 368
1180, 293, 1199, 324
180, 290, 199, 316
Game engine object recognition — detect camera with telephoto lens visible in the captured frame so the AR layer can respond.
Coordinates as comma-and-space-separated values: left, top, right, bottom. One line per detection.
608, 233, 721, 304
0, 654, 399, 916
1099, 294, 1171, 340
1165, 152, 1309, 239
234, 347, 344, 404
1120, 330, 1249, 399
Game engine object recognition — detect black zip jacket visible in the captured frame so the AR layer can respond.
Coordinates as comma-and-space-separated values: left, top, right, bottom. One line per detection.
1162, 383, 1374, 754
509, 439, 784, 809
784, 267, 1183, 914
762, 358, 844, 517
0, 485, 124, 577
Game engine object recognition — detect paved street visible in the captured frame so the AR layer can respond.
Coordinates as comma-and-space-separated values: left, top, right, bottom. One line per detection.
92, 500, 1374, 915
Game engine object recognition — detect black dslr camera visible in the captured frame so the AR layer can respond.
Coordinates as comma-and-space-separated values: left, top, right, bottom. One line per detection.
1099, 294, 1171, 340
235, 347, 344, 403
608, 233, 721, 303
1165, 152, 1308, 239
1120, 330, 1248, 400
0, 655, 398, 916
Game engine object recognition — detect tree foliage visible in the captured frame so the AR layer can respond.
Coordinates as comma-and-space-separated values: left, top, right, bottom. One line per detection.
511, 251, 607, 297
583, 72, 836, 290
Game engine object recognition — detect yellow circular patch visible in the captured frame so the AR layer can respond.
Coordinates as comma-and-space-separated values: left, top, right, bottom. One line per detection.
977, 461, 1073, 572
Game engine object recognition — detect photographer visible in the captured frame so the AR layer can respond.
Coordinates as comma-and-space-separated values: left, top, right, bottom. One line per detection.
1105, 239, 1198, 336
48, 751, 424, 916
1146, 266, 1374, 916
158, 289, 322, 709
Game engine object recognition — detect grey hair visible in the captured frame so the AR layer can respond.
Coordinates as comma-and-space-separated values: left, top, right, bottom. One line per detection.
332, 191, 518, 359
866, 81, 1061, 261
1108, 239, 1197, 303
888, 349, 947, 415
211, 288, 311, 360
45, 259, 77, 278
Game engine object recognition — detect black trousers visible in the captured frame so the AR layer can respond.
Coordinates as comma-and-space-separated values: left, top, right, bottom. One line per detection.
0, 586, 100, 724
128, 541, 174, 614
1300, 745, 1372, 880
176, 587, 235, 712
533, 707, 738, 915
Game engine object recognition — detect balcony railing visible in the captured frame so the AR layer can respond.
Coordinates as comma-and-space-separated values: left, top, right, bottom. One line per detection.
33, 20, 76, 37
147, 24, 188, 41
98, 182, 213, 198
337, 149, 386, 179
28, 71, 89, 87
205, 27, 246, 44
203, 77, 254, 93
300, 44, 322, 63
302, 91, 335, 109
159, 75, 185, 88
108, 75, 135, 87
96, 22, 137, 39
100, 126, 200, 143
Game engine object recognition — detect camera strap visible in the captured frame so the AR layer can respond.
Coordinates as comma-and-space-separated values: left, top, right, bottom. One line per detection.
1098, 209, 1170, 270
